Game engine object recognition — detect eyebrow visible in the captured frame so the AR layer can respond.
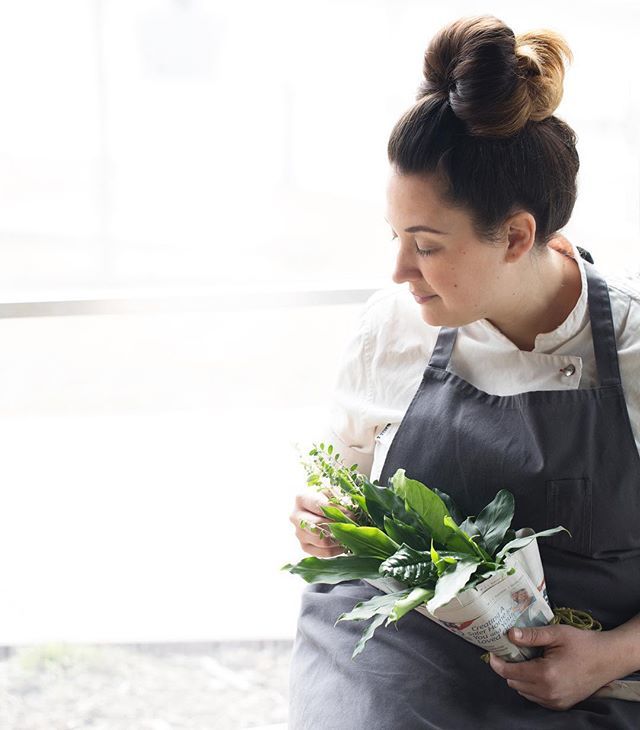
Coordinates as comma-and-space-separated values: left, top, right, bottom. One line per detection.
384, 217, 449, 235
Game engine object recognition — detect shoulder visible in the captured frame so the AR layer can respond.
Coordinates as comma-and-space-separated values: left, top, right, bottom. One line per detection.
603, 269, 640, 341
607, 273, 640, 305
600, 269, 640, 426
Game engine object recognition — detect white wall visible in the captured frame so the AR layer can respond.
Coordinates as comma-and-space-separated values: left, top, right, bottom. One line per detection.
0, 1, 637, 644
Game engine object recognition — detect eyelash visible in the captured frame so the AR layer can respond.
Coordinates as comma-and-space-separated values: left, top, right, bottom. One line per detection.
390, 232, 436, 257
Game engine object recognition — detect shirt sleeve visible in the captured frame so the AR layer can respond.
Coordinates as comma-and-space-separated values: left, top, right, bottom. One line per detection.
320, 299, 379, 479
615, 284, 640, 459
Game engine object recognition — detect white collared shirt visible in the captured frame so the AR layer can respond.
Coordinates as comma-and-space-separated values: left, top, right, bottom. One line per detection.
323, 241, 640, 483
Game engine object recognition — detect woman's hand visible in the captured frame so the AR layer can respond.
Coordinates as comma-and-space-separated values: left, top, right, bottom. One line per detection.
289, 489, 354, 558
488, 625, 627, 711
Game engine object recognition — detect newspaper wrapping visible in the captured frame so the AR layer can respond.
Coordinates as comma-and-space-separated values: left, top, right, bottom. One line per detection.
362, 528, 640, 701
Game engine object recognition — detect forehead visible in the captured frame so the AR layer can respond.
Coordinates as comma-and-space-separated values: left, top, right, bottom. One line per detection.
386, 172, 451, 221
385, 171, 477, 237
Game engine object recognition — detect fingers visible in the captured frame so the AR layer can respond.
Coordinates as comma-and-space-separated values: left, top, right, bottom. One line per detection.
489, 653, 568, 710
516, 690, 549, 707
505, 678, 537, 693
331, 502, 359, 521
299, 540, 345, 558
295, 489, 332, 517
289, 492, 343, 556
295, 518, 338, 548
289, 489, 360, 557
295, 489, 359, 521
488, 653, 542, 682
508, 625, 559, 647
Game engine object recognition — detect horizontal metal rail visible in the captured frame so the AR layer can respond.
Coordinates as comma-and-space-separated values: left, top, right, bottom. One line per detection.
0, 284, 390, 318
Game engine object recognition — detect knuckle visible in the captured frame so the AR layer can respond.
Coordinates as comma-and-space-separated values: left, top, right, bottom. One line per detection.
541, 666, 556, 686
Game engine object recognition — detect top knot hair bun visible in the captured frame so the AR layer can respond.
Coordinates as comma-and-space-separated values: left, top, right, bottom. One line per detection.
417, 15, 573, 138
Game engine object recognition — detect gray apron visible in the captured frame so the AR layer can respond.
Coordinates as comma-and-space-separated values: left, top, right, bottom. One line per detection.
288, 258, 640, 728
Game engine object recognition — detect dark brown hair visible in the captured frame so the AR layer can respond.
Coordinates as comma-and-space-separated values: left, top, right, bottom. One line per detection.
387, 15, 579, 247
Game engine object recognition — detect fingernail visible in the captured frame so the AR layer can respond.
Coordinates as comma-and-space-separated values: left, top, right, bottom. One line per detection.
512, 628, 522, 640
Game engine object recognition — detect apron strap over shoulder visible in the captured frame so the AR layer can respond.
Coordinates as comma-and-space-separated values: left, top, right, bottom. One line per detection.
427, 326, 457, 371
584, 260, 623, 387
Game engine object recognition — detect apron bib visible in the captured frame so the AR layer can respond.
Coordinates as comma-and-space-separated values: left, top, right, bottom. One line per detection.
289, 259, 640, 729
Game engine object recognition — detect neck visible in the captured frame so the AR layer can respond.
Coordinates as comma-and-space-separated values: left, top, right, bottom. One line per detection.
486, 246, 581, 352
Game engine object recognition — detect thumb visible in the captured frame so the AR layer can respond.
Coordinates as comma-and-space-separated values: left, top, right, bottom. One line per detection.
508, 625, 557, 647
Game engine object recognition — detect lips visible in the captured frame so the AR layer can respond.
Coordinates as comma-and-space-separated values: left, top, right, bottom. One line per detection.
411, 290, 438, 304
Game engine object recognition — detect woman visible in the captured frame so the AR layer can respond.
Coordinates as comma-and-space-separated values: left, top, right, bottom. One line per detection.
287, 15, 640, 728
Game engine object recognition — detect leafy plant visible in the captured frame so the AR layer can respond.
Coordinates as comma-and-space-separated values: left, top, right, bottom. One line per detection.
282, 442, 568, 659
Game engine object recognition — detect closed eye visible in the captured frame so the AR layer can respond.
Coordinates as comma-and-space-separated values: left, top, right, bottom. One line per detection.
390, 232, 437, 257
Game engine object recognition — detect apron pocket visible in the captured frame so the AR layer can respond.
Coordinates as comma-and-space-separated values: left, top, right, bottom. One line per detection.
545, 477, 592, 555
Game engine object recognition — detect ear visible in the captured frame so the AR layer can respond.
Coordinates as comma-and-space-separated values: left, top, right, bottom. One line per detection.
505, 211, 536, 262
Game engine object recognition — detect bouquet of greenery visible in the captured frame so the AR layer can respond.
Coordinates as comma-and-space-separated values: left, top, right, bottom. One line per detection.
282, 442, 580, 660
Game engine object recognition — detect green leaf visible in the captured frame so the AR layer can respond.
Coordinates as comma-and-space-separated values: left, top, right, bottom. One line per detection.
336, 589, 411, 623
472, 490, 515, 555
497, 528, 517, 552
352, 614, 387, 659
458, 516, 481, 539
442, 515, 492, 560
390, 469, 453, 546
433, 487, 464, 524
386, 586, 434, 624
379, 543, 437, 585
426, 557, 482, 612
382, 515, 430, 552
430, 540, 439, 564
429, 542, 466, 576
495, 526, 571, 562
363, 480, 431, 539
338, 589, 416, 659
282, 555, 383, 583
463, 566, 506, 591
320, 504, 358, 525
362, 479, 404, 531
348, 491, 369, 515
328, 523, 401, 560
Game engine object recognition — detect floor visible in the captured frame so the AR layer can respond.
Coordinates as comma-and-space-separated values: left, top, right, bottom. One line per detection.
0, 641, 292, 730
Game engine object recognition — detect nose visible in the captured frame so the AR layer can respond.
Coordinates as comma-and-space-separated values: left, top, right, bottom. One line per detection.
391, 243, 423, 285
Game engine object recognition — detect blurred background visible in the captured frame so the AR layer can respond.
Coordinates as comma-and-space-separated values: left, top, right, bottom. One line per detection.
0, 0, 638, 728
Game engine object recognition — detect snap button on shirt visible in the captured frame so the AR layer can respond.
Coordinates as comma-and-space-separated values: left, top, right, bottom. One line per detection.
560, 363, 577, 377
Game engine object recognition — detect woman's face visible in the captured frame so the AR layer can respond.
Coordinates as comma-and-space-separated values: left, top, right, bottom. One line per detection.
385, 170, 511, 328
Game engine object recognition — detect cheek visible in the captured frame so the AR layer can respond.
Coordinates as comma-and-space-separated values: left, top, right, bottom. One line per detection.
433, 266, 465, 296
443, 268, 488, 309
